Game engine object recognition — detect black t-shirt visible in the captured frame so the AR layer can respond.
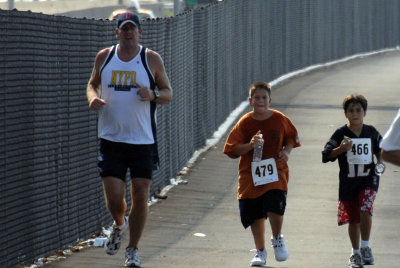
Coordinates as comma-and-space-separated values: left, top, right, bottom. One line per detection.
322, 124, 382, 201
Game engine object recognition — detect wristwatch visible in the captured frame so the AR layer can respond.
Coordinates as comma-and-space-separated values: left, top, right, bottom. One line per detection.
153, 89, 160, 101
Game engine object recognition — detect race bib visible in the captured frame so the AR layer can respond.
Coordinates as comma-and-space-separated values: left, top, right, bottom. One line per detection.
347, 138, 372, 164
251, 158, 279, 186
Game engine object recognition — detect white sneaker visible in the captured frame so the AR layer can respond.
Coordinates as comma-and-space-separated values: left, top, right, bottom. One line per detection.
250, 248, 267, 266
271, 233, 288, 262
349, 253, 364, 268
125, 248, 141, 267
360, 246, 374, 265
105, 216, 129, 255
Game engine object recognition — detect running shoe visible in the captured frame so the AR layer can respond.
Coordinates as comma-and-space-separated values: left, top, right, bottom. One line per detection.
349, 253, 364, 268
125, 247, 141, 267
271, 233, 288, 261
361, 246, 375, 265
250, 248, 266, 266
105, 216, 129, 255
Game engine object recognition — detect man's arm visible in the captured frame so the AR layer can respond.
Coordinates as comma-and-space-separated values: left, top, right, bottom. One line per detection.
87, 48, 109, 111
380, 110, 400, 166
382, 150, 400, 166
147, 49, 172, 104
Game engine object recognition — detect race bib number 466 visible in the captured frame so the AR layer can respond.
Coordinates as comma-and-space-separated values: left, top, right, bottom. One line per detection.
251, 158, 279, 186
347, 138, 372, 164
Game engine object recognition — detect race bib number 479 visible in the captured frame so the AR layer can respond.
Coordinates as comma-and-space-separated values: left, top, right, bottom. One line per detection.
251, 158, 279, 186
347, 138, 372, 164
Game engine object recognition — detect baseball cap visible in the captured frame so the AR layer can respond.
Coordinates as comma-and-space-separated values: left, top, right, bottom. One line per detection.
116, 12, 140, 29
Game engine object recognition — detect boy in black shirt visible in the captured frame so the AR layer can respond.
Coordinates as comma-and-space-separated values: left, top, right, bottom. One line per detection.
322, 94, 384, 268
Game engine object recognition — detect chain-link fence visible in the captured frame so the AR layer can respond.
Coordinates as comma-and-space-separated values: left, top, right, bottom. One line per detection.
1, 0, 400, 266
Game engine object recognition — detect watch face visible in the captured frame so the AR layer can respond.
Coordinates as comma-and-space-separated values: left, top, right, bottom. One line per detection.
375, 163, 385, 174
155, 90, 160, 98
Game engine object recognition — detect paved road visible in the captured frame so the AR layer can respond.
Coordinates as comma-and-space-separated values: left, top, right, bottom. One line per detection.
50, 50, 400, 268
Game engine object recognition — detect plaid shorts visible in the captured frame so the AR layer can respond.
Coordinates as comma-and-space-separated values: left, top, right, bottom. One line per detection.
337, 188, 377, 226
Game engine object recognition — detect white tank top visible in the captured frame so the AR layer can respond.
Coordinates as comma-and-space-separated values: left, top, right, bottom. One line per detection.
98, 45, 157, 144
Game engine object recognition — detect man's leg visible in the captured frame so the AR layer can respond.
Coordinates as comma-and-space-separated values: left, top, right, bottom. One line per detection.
127, 178, 151, 248
103, 176, 127, 225
103, 176, 129, 255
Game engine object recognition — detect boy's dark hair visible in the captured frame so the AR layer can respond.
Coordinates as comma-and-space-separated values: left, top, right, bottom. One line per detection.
249, 81, 271, 98
342, 93, 368, 112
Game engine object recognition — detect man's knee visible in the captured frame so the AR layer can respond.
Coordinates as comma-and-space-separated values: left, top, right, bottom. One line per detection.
133, 190, 149, 203
131, 179, 150, 202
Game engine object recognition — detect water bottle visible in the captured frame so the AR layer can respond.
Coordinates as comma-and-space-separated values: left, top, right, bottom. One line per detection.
253, 134, 264, 162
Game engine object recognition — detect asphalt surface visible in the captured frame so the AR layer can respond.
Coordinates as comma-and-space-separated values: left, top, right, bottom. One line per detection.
50, 50, 400, 268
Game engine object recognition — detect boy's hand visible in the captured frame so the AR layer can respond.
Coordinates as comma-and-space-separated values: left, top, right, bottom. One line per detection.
340, 136, 352, 152
277, 150, 289, 163
251, 130, 263, 149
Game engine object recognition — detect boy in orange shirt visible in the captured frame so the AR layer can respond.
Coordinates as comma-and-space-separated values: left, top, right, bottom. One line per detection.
223, 81, 300, 266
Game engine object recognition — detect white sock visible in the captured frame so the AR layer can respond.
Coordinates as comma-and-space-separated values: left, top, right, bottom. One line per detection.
361, 240, 369, 248
352, 248, 361, 255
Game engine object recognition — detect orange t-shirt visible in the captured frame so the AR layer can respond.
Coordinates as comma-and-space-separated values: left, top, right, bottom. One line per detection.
223, 110, 301, 199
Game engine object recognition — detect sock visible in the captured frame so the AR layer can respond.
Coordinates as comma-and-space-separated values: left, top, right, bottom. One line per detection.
352, 248, 361, 255
361, 240, 369, 248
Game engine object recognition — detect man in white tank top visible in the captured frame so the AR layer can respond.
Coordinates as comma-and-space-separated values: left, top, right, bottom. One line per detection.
86, 12, 172, 267
381, 108, 400, 166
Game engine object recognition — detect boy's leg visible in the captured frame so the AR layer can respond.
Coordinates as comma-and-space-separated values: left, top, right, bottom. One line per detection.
359, 188, 376, 242
250, 218, 267, 266
250, 218, 266, 250
268, 212, 288, 262
359, 189, 376, 265
240, 196, 268, 266
348, 223, 361, 250
348, 224, 365, 267
360, 211, 372, 241
268, 212, 283, 237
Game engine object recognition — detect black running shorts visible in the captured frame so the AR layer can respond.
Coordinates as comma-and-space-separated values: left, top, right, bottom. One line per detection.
239, 189, 287, 228
98, 138, 158, 181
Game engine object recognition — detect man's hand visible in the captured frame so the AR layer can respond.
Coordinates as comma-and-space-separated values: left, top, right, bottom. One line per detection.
89, 97, 106, 111
136, 84, 154, 101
